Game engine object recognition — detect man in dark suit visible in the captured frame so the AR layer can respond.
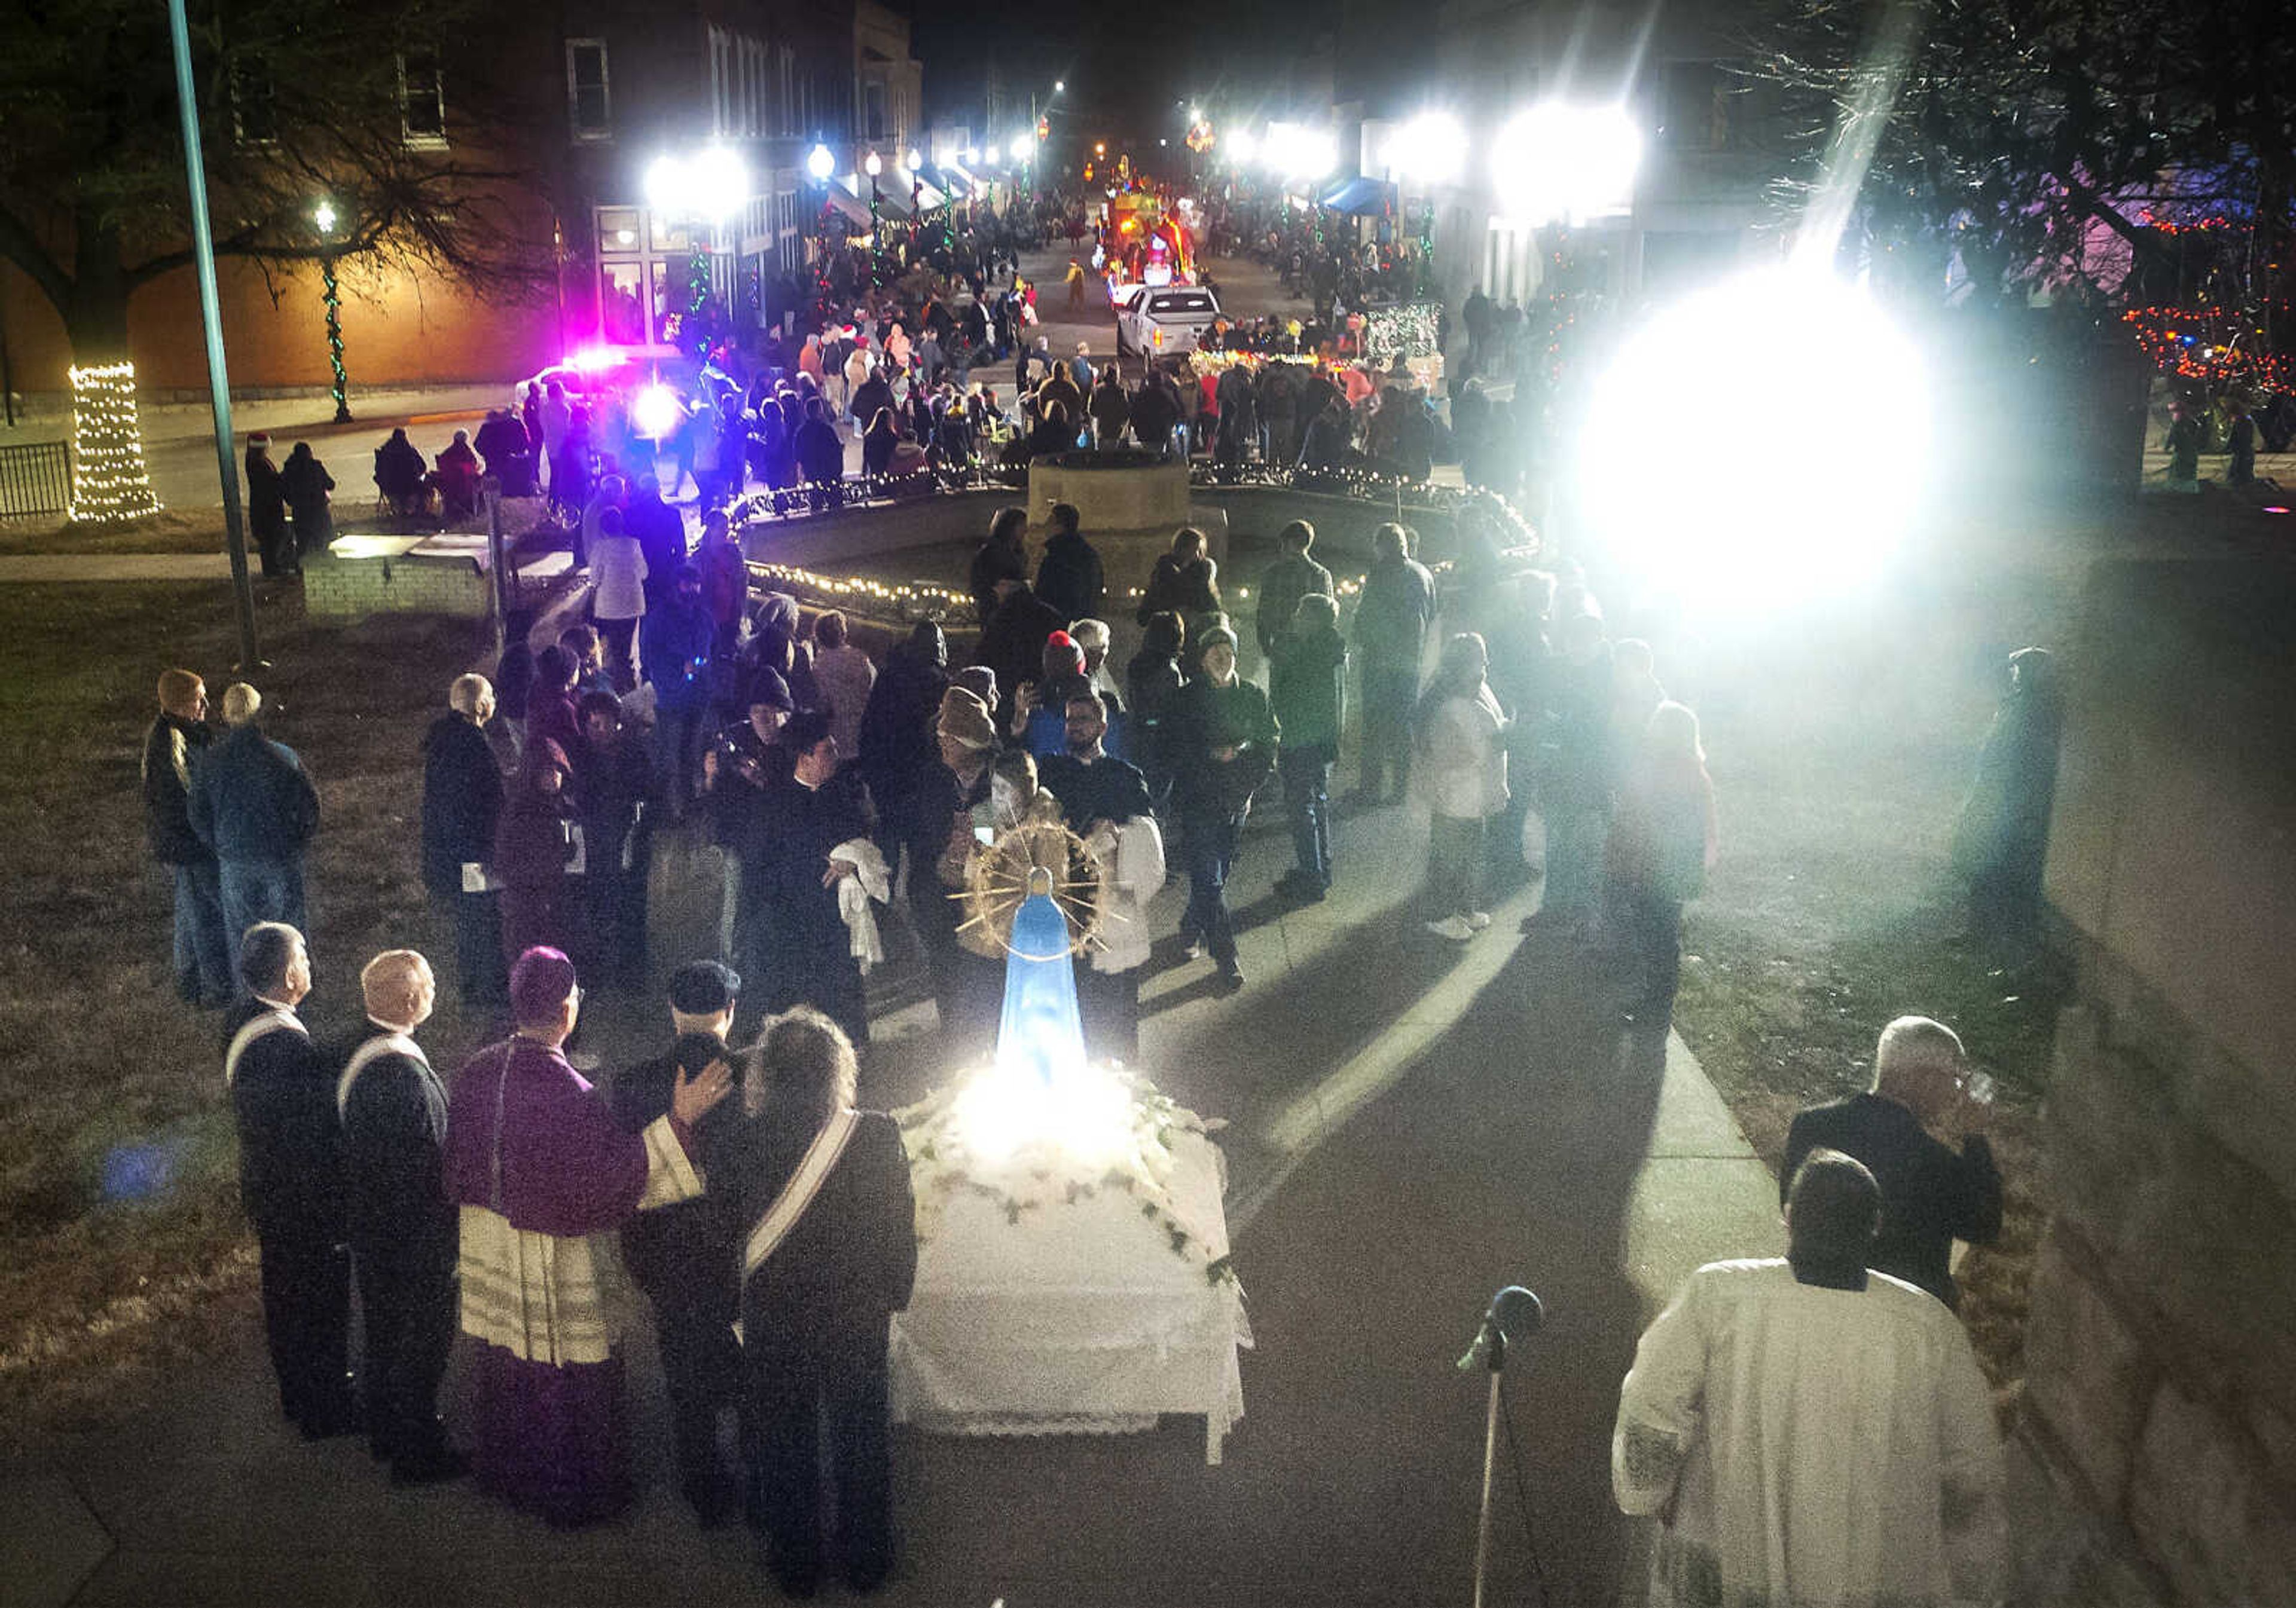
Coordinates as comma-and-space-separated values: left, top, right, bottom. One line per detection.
609, 961, 749, 1524
1782, 1015, 2002, 1309
333, 949, 465, 1482
224, 921, 355, 1437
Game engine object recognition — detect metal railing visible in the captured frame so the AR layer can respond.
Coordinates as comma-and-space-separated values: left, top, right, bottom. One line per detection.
0, 440, 72, 517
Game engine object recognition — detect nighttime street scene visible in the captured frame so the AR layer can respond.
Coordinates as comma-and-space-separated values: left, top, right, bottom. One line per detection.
3, 0, 2294, 1602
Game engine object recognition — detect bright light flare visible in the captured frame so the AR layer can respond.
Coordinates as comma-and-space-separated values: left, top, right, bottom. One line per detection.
312, 200, 338, 234
1225, 128, 1257, 166
1491, 103, 1641, 224
633, 382, 685, 442
1387, 112, 1467, 185
1578, 270, 1929, 606
805, 142, 835, 182
1262, 121, 1336, 181
564, 344, 624, 373
648, 148, 750, 220
953, 1060, 1136, 1169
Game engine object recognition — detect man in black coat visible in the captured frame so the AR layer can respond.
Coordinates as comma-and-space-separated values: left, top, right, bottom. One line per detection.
1129, 373, 1181, 458
420, 674, 506, 1004
738, 711, 878, 1044
609, 962, 748, 1523
148, 668, 233, 1006
224, 921, 355, 1437
1782, 1016, 2003, 1310
575, 692, 657, 990
973, 576, 1069, 728
333, 947, 465, 1481
849, 366, 894, 438
967, 505, 1030, 624
1032, 502, 1104, 624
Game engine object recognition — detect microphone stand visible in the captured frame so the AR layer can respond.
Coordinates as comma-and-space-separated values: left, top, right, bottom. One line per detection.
1471, 1319, 1507, 1608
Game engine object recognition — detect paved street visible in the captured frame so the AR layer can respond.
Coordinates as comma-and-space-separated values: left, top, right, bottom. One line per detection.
5, 751, 1779, 1605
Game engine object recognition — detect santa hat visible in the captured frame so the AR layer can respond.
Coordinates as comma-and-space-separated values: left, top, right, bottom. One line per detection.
248, 432, 271, 447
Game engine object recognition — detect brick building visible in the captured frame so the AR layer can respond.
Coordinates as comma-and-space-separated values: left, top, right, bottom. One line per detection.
0, 0, 912, 401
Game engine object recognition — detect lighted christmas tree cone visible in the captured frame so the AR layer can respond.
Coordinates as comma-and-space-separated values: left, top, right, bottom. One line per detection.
68, 362, 163, 523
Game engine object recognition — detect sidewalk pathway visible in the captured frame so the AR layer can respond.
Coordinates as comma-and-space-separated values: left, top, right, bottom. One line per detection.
0, 553, 237, 583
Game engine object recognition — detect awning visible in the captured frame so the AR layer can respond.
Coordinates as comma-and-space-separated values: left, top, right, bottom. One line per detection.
1319, 176, 1396, 216
824, 184, 872, 226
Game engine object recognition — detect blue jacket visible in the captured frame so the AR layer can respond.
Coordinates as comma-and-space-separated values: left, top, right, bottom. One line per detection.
188, 722, 320, 864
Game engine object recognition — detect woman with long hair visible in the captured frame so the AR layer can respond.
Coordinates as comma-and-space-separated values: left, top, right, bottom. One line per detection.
861, 407, 900, 478
729, 1008, 916, 1596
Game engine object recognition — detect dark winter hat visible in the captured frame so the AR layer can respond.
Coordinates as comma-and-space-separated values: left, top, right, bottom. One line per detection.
1198, 621, 1238, 654
509, 947, 579, 1028
746, 667, 793, 712
668, 959, 741, 1016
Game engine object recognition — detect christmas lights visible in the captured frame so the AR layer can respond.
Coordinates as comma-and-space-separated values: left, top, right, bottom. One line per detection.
2121, 304, 2295, 397
1361, 303, 1443, 365
67, 361, 163, 524
730, 473, 1538, 628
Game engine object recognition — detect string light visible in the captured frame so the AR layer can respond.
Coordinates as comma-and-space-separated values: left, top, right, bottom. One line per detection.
732, 473, 1536, 626
67, 362, 163, 524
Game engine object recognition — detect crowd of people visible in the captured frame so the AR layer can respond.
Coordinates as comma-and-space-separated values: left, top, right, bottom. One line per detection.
145, 453, 2028, 1600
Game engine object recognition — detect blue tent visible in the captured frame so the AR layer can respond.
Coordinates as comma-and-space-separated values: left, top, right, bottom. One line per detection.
1320, 176, 1396, 216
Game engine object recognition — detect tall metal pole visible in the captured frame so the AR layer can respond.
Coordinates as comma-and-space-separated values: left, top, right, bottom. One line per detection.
166, 0, 261, 670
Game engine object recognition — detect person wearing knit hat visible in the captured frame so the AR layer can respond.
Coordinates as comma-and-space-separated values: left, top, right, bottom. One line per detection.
445, 946, 732, 1526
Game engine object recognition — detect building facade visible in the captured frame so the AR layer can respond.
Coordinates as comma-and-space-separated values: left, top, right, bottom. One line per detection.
0, 0, 883, 399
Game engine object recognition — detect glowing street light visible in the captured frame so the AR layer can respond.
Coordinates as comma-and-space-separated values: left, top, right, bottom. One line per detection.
1578, 269, 1929, 607
905, 146, 922, 170
1225, 128, 1257, 166
1385, 112, 1468, 186
1490, 102, 1641, 225
312, 200, 338, 234
805, 142, 835, 182
647, 146, 752, 221
863, 149, 883, 178
1262, 122, 1337, 183
1094, 140, 1107, 157
1053, 79, 1065, 94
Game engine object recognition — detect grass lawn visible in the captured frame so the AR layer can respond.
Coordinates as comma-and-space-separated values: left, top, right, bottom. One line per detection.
0, 510, 230, 557
0, 579, 510, 1437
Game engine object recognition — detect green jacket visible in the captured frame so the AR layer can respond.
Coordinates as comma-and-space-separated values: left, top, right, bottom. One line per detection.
1268, 623, 1348, 750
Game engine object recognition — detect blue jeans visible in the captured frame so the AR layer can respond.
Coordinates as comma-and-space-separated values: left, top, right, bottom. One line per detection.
1181, 810, 1242, 966
171, 859, 234, 1003
219, 858, 308, 962
1280, 745, 1333, 888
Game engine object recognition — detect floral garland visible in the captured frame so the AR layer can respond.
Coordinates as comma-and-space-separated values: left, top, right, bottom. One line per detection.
893, 1069, 1238, 1288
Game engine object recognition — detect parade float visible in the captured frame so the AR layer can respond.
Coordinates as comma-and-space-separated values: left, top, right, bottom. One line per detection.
889, 821, 1250, 1464
1099, 191, 1195, 294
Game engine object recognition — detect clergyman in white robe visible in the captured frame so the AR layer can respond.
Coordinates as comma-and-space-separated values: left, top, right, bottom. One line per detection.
1613, 1169, 2005, 1608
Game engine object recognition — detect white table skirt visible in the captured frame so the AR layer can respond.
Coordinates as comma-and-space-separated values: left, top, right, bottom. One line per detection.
890, 1129, 1251, 1463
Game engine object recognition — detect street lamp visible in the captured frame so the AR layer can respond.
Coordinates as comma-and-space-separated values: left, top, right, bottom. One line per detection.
864, 150, 883, 178
806, 142, 835, 183
1053, 79, 1065, 94
1490, 102, 1641, 225
905, 146, 922, 172
862, 151, 885, 289
313, 198, 351, 422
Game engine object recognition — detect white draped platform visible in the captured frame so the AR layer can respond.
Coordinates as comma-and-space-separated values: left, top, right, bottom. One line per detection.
889, 1128, 1251, 1464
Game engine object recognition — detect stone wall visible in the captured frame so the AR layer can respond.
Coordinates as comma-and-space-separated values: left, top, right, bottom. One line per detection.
301, 549, 490, 620
2014, 559, 2296, 1606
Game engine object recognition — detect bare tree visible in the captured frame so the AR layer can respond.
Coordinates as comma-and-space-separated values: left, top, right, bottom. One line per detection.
0, 0, 556, 365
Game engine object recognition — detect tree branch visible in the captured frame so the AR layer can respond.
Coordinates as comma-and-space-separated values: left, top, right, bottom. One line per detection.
0, 199, 74, 316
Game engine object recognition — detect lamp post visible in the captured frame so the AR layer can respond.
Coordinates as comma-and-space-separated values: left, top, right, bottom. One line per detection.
864, 149, 884, 288
805, 142, 837, 332
313, 200, 352, 423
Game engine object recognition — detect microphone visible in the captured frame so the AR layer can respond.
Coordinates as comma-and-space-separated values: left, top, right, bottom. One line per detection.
1456, 1285, 1544, 1372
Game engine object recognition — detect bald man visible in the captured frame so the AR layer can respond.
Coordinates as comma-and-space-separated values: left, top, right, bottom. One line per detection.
188, 683, 321, 951
1782, 1016, 2003, 1309
224, 922, 354, 1436
332, 949, 465, 1482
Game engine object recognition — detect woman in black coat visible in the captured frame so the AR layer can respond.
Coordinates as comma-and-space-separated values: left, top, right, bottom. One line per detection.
245, 436, 294, 576
731, 1008, 916, 1597
278, 441, 336, 561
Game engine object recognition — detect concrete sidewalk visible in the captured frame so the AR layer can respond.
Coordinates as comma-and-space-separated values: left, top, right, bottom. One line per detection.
1, 757, 1778, 1605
